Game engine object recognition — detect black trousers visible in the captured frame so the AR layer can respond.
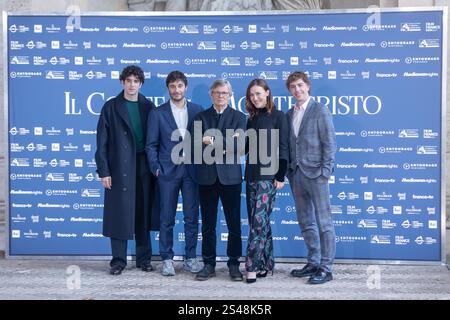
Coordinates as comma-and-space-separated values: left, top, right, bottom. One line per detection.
199, 179, 242, 267
110, 153, 152, 268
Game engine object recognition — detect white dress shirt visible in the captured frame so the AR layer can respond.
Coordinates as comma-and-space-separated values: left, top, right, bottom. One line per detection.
292, 97, 310, 137
213, 104, 228, 114
170, 99, 188, 138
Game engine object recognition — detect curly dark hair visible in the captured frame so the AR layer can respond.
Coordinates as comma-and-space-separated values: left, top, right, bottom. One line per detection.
120, 65, 145, 84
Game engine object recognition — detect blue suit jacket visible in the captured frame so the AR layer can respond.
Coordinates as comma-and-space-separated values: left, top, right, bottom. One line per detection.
192, 105, 246, 185
146, 100, 203, 180
286, 98, 336, 179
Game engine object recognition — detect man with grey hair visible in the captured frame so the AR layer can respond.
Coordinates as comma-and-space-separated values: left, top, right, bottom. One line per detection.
192, 79, 246, 281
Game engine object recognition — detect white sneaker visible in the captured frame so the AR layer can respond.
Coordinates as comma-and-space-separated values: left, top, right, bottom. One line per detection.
161, 259, 175, 276
183, 258, 202, 273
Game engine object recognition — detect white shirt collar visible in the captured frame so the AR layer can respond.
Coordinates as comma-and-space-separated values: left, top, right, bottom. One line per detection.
170, 99, 187, 112
296, 97, 311, 111
213, 104, 228, 114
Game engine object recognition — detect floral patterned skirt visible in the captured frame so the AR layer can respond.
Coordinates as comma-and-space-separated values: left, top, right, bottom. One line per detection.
245, 180, 277, 273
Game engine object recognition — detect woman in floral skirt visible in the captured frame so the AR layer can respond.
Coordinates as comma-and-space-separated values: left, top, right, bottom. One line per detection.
244, 78, 289, 283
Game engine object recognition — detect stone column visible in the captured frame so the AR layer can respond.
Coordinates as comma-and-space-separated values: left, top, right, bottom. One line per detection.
325, 0, 380, 9
164, 0, 187, 11
273, 0, 323, 10
199, 0, 272, 11
31, 0, 129, 12
398, 0, 435, 5
380, 0, 399, 7
128, 0, 156, 11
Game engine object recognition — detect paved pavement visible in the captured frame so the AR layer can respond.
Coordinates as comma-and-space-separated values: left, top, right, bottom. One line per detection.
0, 224, 449, 300
0, 222, 450, 300
0, 257, 449, 300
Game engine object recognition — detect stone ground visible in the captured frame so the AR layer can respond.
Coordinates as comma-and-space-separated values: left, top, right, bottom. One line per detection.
0, 224, 449, 300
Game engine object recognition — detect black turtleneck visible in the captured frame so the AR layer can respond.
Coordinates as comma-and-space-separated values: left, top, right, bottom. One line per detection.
245, 107, 289, 182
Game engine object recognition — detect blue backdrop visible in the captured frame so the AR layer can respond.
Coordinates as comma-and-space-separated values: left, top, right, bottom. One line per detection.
7, 9, 444, 261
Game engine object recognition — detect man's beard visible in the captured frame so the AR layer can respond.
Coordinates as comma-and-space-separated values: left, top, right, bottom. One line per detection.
171, 95, 185, 103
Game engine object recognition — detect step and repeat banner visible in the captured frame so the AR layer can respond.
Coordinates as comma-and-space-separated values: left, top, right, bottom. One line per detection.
6, 9, 445, 262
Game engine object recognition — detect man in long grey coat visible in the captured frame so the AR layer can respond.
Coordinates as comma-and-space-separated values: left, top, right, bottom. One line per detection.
95, 65, 159, 275
286, 71, 337, 284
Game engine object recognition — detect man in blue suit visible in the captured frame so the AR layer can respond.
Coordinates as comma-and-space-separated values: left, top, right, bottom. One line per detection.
146, 71, 203, 276
193, 79, 246, 281
286, 71, 337, 284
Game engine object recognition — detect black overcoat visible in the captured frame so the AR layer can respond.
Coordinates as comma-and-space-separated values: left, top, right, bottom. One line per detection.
95, 91, 159, 240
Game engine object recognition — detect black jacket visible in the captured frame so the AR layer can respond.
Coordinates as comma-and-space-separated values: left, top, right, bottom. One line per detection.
192, 105, 246, 185
95, 91, 159, 239
245, 108, 289, 182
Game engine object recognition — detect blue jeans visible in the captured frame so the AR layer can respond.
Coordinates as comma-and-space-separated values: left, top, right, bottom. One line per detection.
288, 167, 336, 272
158, 172, 199, 261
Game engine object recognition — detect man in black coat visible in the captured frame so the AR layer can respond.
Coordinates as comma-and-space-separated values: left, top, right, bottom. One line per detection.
95, 65, 159, 275
192, 79, 246, 282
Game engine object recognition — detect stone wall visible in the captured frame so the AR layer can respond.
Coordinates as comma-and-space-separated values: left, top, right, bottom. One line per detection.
30, 0, 128, 12
128, 0, 323, 11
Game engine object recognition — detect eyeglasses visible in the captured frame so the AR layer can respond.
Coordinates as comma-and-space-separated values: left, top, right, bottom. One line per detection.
212, 91, 230, 97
